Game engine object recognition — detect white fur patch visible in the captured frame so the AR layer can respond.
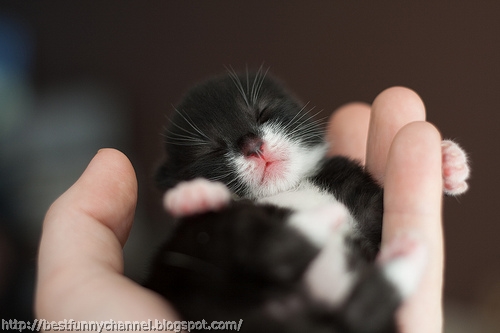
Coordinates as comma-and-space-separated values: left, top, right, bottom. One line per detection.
287, 203, 349, 247
229, 124, 327, 198
302, 232, 354, 307
285, 203, 354, 307
259, 181, 338, 210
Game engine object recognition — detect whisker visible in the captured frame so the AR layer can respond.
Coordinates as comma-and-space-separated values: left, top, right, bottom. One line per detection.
168, 133, 204, 140
245, 64, 250, 99
290, 107, 323, 130
282, 102, 311, 132
283, 109, 327, 141
224, 176, 241, 188
164, 136, 208, 145
172, 107, 211, 140
163, 131, 210, 146
250, 64, 264, 105
253, 66, 270, 104
296, 114, 329, 132
229, 179, 246, 195
163, 141, 209, 146
167, 120, 201, 138
208, 170, 233, 182
225, 65, 250, 107
292, 125, 326, 135
168, 119, 207, 142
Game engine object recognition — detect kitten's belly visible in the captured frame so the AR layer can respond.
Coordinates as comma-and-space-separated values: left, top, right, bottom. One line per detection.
257, 181, 338, 211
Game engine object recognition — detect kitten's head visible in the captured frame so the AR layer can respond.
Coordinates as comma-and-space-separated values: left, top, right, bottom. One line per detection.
157, 69, 328, 198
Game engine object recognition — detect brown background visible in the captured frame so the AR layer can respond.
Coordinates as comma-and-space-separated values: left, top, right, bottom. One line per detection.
2, 1, 499, 327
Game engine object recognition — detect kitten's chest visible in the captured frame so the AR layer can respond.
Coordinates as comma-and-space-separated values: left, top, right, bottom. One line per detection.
257, 181, 337, 211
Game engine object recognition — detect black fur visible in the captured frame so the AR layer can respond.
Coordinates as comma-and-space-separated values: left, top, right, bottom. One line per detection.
311, 157, 384, 262
144, 201, 399, 333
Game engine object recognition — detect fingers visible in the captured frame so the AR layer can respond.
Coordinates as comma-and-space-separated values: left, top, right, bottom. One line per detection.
58, 148, 138, 246
366, 87, 426, 183
326, 87, 425, 174
328, 89, 443, 333
39, 149, 137, 280
383, 122, 444, 333
326, 102, 371, 163
36, 149, 178, 321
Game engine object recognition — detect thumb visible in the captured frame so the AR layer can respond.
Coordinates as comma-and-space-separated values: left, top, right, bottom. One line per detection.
53, 148, 138, 246
38, 149, 137, 282
36, 149, 177, 321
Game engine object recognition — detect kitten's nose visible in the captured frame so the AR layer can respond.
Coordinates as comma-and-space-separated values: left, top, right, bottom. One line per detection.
239, 133, 264, 157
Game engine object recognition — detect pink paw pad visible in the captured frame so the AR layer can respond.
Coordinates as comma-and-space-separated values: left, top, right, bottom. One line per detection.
377, 232, 424, 264
377, 232, 427, 298
441, 140, 470, 195
163, 178, 231, 217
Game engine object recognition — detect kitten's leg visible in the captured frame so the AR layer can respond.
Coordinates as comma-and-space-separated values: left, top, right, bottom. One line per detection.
335, 233, 427, 333
288, 204, 357, 306
311, 156, 384, 259
163, 178, 231, 217
377, 232, 427, 299
293, 206, 424, 312
312, 139, 470, 260
441, 140, 470, 195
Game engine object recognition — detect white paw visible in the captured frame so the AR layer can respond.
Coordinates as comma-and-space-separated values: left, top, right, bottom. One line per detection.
163, 178, 231, 217
287, 203, 349, 247
441, 140, 470, 195
378, 232, 427, 299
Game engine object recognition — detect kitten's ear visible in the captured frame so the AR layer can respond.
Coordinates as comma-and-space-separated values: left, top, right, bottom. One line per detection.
155, 160, 179, 191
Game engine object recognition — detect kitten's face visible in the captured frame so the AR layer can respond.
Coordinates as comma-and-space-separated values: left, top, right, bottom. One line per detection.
158, 70, 327, 198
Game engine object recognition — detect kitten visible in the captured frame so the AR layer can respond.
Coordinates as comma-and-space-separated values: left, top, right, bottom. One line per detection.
146, 68, 469, 332
146, 179, 426, 333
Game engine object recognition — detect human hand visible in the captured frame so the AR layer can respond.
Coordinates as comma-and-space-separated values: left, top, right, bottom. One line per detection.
327, 87, 443, 333
35, 149, 181, 325
36, 87, 443, 333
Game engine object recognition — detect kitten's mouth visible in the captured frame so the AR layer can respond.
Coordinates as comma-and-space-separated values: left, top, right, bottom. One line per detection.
246, 143, 288, 185
260, 159, 287, 184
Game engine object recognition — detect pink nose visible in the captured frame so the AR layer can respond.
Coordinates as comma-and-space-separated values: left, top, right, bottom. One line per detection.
240, 134, 264, 157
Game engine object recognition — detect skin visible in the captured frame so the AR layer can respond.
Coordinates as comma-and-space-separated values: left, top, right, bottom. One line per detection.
36, 86, 443, 333
329, 87, 443, 333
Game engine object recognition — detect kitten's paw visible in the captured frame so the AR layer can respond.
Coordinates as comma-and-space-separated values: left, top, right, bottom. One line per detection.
378, 232, 427, 298
163, 178, 231, 217
288, 203, 349, 247
441, 140, 470, 195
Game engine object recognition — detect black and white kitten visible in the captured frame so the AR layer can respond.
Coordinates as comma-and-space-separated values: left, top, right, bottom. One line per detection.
146, 69, 469, 333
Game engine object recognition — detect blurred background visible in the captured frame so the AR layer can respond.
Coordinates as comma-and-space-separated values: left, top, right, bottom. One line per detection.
0, 1, 499, 331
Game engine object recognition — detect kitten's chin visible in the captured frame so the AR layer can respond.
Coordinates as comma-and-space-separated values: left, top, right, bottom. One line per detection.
246, 165, 302, 199
249, 180, 298, 199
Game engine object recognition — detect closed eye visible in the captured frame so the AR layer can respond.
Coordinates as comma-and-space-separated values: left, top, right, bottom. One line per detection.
257, 107, 272, 123
209, 137, 230, 155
